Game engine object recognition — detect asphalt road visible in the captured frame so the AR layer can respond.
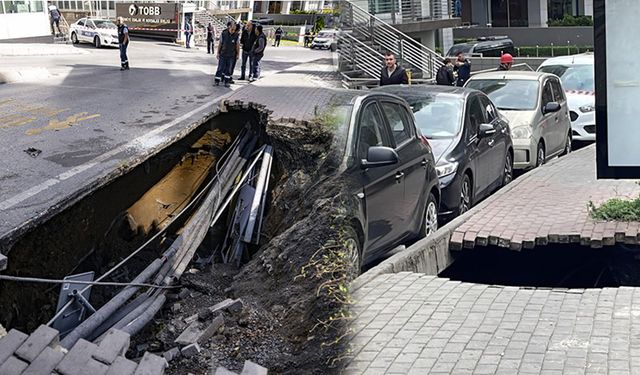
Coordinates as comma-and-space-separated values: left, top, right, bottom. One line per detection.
0, 40, 333, 249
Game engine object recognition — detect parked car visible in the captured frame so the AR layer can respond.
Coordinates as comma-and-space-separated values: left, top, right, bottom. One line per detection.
376, 85, 513, 221
465, 71, 572, 170
537, 53, 595, 142
320, 90, 440, 267
311, 29, 337, 51
69, 18, 118, 48
447, 36, 515, 57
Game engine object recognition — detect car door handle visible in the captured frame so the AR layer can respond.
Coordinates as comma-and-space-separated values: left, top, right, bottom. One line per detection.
395, 172, 405, 180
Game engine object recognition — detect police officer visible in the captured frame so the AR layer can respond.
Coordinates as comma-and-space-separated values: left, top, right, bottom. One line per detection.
250, 24, 267, 81
498, 53, 514, 71
215, 21, 239, 87
206, 22, 215, 54
116, 17, 129, 71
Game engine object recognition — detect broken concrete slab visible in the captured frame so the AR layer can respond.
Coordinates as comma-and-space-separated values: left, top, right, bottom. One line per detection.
180, 343, 201, 358
174, 314, 224, 347
94, 329, 130, 365
162, 347, 180, 363
215, 367, 238, 375
198, 315, 225, 344
241, 360, 268, 375
174, 321, 201, 346
184, 314, 198, 324
133, 352, 167, 375
210, 299, 244, 315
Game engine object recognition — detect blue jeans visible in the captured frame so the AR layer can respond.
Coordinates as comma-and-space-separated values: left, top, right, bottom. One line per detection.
252, 55, 263, 79
215, 56, 235, 83
119, 43, 128, 65
185, 32, 191, 48
240, 51, 253, 78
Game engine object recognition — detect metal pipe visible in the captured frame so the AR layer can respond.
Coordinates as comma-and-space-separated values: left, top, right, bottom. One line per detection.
120, 293, 167, 336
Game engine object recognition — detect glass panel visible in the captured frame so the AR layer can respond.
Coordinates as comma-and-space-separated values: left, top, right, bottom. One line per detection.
466, 79, 540, 111
406, 94, 464, 139
538, 64, 595, 92
548, 0, 572, 20
380, 102, 411, 145
31, 0, 43, 12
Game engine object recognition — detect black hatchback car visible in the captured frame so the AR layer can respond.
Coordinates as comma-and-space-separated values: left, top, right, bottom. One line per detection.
376, 85, 513, 222
319, 90, 441, 266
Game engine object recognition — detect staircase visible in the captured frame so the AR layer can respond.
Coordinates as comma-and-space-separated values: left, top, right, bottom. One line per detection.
52, 15, 71, 44
193, 8, 236, 46
338, 0, 444, 88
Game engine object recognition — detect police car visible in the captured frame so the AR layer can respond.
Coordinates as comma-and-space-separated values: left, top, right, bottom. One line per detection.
69, 18, 119, 48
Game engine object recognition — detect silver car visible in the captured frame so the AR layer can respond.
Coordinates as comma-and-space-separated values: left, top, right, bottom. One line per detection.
465, 71, 572, 170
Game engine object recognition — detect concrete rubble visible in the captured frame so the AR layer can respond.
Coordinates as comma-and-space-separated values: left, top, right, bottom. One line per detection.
213, 360, 269, 375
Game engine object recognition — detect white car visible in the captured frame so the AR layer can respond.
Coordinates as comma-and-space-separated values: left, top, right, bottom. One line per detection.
538, 53, 595, 142
69, 18, 119, 48
311, 29, 337, 51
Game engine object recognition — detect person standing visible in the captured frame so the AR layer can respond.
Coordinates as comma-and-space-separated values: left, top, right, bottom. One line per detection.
116, 17, 130, 70
184, 17, 192, 49
273, 26, 283, 47
436, 58, 456, 86
497, 53, 514, 71
454, 52, 471, 87
228, 23, 241, 84
48, 2, 61, 36
215, 21, 240, 87
379, 51, 408, 86
250, 24, 267, 82
239, 21, 256, 81
303, 28, 311, 48
206, 22, 215, 54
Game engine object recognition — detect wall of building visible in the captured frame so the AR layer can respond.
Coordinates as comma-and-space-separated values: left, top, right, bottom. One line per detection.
453, 26, 593, 46
527, 0, 548, 27
0, 12, 50, 40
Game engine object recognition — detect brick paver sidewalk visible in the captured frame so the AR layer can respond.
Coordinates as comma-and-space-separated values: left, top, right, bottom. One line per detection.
450, 145, 640, 251
347, 272, 640, 375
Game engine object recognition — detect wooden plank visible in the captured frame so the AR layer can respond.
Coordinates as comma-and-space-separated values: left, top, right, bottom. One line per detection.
133, 352, 166, 375
23, 347, 65, 375
0, 329, 28, 365
104, 356, 137, 375
0, 355, 29, 375
93, 329, 130, 365
15, 325, 59, 362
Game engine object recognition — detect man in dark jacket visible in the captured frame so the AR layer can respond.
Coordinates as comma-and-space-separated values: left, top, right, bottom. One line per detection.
116, 17, 130, 71
184, 17, 192, 49
250, 24, 267, 82
206, 22, 215, 54
454, 52, 471, 87
215, 21, 240, 87
273, 26, 283, 47
436, 58, 456, 86
379, 52, 408, 86
239, 21, 255, 81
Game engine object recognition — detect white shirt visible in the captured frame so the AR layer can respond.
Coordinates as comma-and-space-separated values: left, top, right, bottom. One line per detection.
386, 65, 397, 77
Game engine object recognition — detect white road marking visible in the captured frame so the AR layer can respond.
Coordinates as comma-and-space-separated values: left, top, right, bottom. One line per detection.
0, 101, 215, 211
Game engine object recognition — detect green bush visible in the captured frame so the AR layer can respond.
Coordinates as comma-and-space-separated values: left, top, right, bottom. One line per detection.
548, 15, 593, 26
589, 196, 640, 221
515, 45, 592, 57
290, 9, 318, 14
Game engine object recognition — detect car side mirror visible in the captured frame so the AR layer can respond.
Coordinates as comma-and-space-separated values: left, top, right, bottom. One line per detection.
361, 146, 399, 169
542, 102, 561, 114
478, 123, 497, 138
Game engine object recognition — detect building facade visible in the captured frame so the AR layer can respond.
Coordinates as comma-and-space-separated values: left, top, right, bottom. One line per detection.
461, 0, 593, 27
0, 1, 49, 40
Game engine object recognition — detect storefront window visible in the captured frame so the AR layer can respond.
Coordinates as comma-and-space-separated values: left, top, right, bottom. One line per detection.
548, 0, 573, 20
491, 0, 528, 27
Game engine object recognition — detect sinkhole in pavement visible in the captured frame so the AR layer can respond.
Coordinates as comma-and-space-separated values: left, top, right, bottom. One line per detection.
0, 109, 273, 334
440, 243, 640, 288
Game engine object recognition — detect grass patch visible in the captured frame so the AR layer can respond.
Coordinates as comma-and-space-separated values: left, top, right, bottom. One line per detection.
589, 196, 640, 221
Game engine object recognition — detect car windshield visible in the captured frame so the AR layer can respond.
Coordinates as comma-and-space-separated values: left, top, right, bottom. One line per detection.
465, 79, 539, 111
538, 64, 594, 92
94, 20, 116, 29
403, 94, 463, 139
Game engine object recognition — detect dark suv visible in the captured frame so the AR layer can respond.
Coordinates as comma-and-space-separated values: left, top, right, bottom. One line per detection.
321, 90, 441, 267
447, 36, 515, 57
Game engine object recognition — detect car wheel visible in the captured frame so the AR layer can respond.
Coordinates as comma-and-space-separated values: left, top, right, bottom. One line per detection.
342, 226, 362, 280
459, 174, 472, 215
71, 32, 78, 44
421, 192, 439, 238
94, 36, 101, 48
536, 142, 546, 167
502, 151, 513, 186
560, 132, 572, 156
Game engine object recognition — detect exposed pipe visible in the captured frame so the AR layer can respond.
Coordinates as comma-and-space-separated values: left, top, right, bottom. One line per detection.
120, 293, 167, 336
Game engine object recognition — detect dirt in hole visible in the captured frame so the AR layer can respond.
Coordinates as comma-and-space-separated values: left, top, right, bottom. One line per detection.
141, 118, 357, 374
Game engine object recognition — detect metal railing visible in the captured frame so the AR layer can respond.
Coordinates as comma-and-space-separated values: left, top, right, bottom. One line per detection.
340, 0, 442, 82
338, 32, 385, 79
365, 0, 454, 24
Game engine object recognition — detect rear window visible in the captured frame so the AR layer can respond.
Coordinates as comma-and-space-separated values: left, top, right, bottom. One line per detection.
466, 79, 539, 111
538, 64, 594, 92
404, 94, 464, 139
447, 44, 472, 57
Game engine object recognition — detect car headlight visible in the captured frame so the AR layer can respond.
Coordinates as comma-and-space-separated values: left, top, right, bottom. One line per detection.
511, 126, 532, 139
436, 161, 458, 178
579, 104, 595, 113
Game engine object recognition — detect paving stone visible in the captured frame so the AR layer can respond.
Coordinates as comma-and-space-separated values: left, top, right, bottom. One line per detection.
132, 352, 166, 375
0, 329, 29, 364
93, 329, 130, 365
14, 325, 59, 362
85, 358, 109, 375
22, 346, 65, 375
104, 356, 137, 375
0, 355, 28, 375
180, 343, 201, 358
55, 339, 98, 375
